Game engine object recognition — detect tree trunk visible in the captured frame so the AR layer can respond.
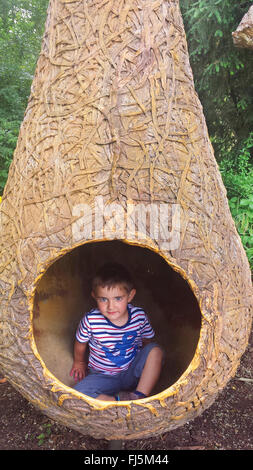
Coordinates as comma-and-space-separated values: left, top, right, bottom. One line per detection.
0, 0, 252, 440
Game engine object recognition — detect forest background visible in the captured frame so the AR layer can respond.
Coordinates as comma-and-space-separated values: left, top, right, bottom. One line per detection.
0, 0, 252, 269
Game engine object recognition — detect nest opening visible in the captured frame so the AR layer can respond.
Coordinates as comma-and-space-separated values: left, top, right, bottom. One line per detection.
33, 240, 202, 395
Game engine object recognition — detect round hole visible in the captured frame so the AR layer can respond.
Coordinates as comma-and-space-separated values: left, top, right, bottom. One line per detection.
33, 240, 202, 395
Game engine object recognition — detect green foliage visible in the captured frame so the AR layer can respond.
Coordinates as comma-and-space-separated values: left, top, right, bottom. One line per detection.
0, 0, 48, 193
0, 117, 20, 194
0, 0, 48, 119
219, 133, 253, 269
36, 422, 52, 446
228, 196, 253, 268
219, 132, 253, 199
180, 0, 253, 164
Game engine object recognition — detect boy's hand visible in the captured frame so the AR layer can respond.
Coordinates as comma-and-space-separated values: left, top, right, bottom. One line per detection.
71, 340, 88, 382
70, 361, 87, 382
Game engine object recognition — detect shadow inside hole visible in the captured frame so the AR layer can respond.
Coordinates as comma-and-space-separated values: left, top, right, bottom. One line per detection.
33, 240, 202, 395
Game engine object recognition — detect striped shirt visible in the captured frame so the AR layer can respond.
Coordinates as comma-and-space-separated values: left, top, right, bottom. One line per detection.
76, 304, 155, 375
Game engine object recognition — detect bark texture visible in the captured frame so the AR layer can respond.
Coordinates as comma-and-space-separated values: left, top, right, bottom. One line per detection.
233, 5, 253, 50
0, 0, 252, 440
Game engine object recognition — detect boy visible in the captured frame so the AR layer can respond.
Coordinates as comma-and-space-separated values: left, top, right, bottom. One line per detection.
70, 262, 163, 401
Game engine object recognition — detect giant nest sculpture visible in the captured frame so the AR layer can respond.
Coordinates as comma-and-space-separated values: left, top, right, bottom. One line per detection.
0, 0, 252, 440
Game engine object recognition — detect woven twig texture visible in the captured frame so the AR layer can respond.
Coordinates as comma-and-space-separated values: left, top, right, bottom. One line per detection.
233, 5, 253, 50
0, 0, 252, 439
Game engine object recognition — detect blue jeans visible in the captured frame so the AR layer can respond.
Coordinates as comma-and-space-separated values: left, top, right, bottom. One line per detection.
74, 342, 159, 398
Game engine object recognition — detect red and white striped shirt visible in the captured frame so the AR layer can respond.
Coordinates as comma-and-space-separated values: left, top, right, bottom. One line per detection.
76, 304, 155, 375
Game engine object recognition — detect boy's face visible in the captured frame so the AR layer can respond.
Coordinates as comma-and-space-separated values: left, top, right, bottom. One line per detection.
92, 284, 136, 326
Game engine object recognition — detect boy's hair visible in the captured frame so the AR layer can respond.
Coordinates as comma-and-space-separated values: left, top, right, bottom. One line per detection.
92, 262, 134, 293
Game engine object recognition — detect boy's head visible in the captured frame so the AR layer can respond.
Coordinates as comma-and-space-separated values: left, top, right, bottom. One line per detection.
92, 262, 134, 295
91, 263, 136, 325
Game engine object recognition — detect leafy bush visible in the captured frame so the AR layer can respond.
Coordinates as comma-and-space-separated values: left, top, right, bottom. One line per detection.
220, 132, 253, 270
229, 196, 253, 269
219, 133, 253, 198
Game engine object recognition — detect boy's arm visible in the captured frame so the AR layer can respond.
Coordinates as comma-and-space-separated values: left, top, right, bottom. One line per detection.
142, 313, 156, 347
142, 337, 156, 347
70, 340, 88, 382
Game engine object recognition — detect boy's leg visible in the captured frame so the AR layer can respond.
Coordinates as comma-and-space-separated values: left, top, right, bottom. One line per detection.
119, 343, 163, 399
73, 370, 120, 400
96, 393, 116, 401
73, 345, 163, 401
135, 345, 163, 396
